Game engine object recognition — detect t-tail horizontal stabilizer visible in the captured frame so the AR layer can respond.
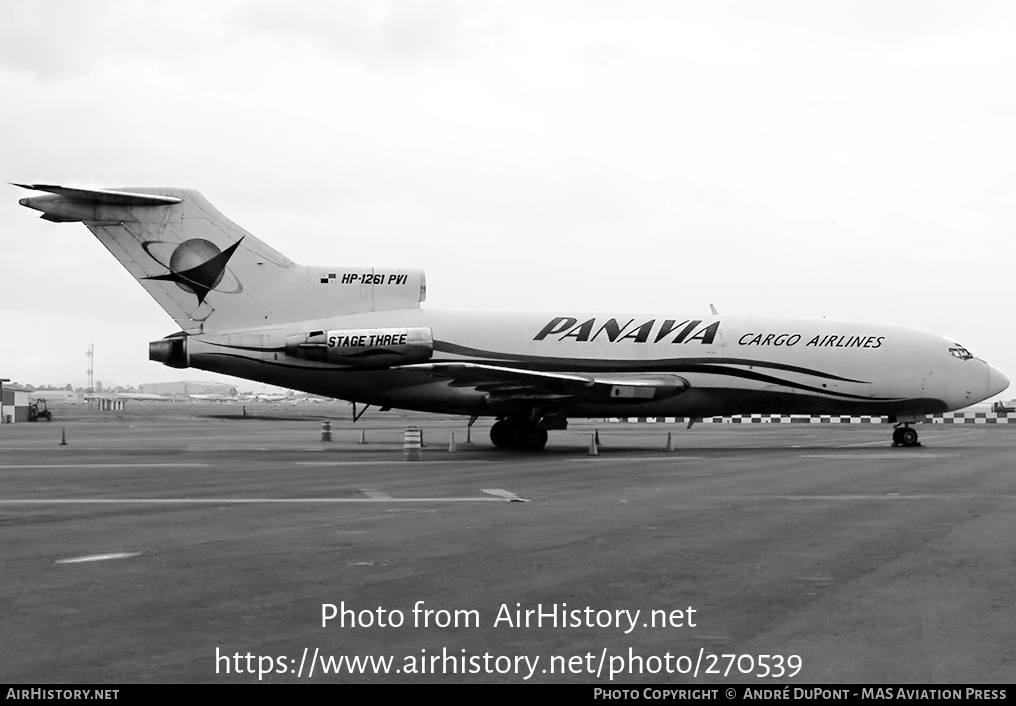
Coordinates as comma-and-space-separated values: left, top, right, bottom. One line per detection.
15, 183, 182, 221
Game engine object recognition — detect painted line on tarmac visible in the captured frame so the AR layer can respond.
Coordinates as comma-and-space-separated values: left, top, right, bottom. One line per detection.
0, 463, 210, 469
56, 552, 141, 564
837, 432, 980, 448
566, 456, 765, 462
295, 460, 499, 466
482, 488, 530, 502
759, 494, 1015, 501
800, 454, 959, 459
0, 446, 86, 451
0, 498, 509, 504
568, 456, 704, 462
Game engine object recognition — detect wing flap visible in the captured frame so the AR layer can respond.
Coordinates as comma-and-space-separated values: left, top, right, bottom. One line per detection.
402, 362, 689, 404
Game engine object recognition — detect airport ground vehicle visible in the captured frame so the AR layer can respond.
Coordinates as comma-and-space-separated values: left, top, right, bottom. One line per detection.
28, 399, 52, 422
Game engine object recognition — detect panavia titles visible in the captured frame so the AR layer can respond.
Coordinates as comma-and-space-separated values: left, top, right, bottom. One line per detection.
16, 183, 1009, 451
534, 317, 718, 344
534, 317, 885, 350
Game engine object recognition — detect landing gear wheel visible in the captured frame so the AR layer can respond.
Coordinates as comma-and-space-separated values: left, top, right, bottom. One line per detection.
899, 427, 919, 447
490, 419, 548, 450
512, 426, 548, 452
892, 425, 920, 447
490, 420, 514, 448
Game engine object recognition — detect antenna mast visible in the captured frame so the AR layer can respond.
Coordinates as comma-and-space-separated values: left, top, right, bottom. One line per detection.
86, 342, 94, 393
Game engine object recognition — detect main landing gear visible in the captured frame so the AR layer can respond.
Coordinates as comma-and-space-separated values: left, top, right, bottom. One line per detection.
490, 418, 549, 451
891, 423, 920, 448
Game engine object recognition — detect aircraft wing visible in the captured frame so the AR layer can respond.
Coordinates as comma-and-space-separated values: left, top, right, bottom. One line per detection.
401, 362, 689, 404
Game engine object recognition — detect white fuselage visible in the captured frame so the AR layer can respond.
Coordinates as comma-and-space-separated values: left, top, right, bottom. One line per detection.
180, 309, 1007, 420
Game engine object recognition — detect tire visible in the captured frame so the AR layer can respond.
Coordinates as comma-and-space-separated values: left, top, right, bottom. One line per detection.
513, 426, 548, 451
900, 427, 918, 447
490, 420, 513, 448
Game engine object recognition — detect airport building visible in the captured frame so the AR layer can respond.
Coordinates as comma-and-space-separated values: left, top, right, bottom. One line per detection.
83, 395, 129, 411
30, 389, 82, 404
1, 388, 30, 423
139, 381, 238, 397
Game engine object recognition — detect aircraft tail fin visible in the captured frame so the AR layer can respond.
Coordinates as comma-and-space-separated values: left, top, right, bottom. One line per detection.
16, 184, 426, 333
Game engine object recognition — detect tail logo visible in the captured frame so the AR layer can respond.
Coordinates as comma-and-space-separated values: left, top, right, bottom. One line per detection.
143, 238, 244, 305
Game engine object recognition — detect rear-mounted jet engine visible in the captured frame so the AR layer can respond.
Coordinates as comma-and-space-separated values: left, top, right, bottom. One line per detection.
285, 327, 433, 368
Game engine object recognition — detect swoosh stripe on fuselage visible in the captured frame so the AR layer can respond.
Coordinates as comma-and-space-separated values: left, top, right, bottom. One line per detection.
193, 349, 901, 402
432, 341, 871, 383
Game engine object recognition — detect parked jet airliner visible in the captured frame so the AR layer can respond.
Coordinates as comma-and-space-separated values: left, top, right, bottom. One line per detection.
17, 184, 1009, 450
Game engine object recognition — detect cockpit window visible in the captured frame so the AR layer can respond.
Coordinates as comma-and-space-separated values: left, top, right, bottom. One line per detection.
949, 346, 974, 360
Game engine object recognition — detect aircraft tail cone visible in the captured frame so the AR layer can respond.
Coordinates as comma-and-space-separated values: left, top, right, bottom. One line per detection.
358, 429, 367, 445
588, 433, 599, 456
60, 428, 67, 446
665, 432, 673, 452
448, 432, 457, 453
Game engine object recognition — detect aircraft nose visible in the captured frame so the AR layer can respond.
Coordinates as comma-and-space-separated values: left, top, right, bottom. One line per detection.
987, 363, 1010, 398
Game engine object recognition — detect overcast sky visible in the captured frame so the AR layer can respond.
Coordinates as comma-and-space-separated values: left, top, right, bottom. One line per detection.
2, 0, 1014, 397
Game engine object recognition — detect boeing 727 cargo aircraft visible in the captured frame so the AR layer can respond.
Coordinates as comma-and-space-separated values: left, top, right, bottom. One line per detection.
16, 183, 1009, 450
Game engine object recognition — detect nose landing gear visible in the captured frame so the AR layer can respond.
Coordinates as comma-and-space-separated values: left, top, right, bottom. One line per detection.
891, 424, 920, 448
